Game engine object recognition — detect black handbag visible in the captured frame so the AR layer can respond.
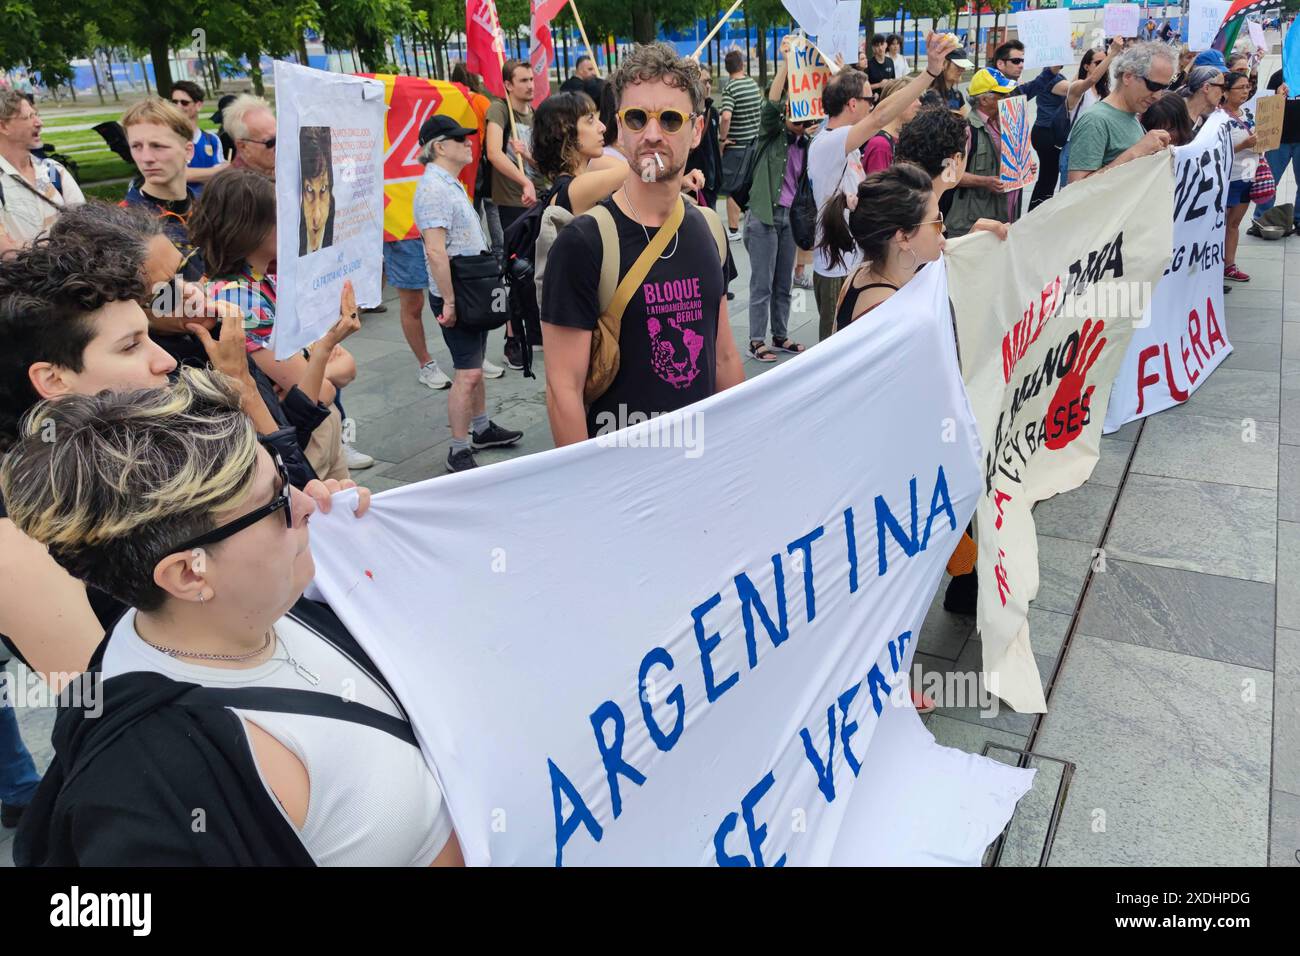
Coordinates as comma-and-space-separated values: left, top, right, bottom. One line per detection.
726, 136, 769, 210
790, 143, 817, 251
449, 251, 511, 331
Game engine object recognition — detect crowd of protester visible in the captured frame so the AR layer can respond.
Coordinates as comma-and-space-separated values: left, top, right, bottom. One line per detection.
0, 20, 1285, 864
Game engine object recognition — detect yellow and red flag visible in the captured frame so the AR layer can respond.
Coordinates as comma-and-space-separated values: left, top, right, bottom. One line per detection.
363, 73, 490, 242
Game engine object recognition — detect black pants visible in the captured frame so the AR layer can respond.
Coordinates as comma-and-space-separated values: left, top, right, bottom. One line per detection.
1029, 125, 1061, 212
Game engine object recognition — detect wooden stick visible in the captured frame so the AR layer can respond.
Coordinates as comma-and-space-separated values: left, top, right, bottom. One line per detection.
487, 3, 527, 175
568, 0, 601, 78
691, 0, 745, 59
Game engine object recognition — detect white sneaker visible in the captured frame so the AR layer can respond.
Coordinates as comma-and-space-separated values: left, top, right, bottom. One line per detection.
481, 358, 506, 379
418, 360, 451, 389
343, 444, 375, 470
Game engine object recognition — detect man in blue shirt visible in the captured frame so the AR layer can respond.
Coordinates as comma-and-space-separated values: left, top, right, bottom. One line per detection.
168, 81, 227, 194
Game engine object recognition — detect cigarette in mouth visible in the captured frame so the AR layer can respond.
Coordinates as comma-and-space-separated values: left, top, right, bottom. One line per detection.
654, 152, 665, 171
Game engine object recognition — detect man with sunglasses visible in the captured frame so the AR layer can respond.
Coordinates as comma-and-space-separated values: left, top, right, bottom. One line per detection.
223, 94, 277, 179
168, 81, 227, 194
1067, 42, 1174, 184
540, 42, 744, 447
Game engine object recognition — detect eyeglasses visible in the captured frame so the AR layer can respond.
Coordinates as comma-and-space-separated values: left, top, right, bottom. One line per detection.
242, 136, 276, 149
168, 445, 293, 560
617, 108, 697, 133
1141, 76, 1172, 93
917, 211, 945, 235
170, 98, 194, 107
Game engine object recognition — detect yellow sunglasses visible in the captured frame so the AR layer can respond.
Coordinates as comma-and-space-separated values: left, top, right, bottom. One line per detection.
617, 107, 698, 134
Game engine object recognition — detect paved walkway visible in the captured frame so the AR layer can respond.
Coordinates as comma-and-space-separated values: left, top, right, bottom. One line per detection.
4, 183, 1296, 866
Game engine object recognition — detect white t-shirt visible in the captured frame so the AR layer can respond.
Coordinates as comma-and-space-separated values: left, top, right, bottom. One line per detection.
0, 153, 84, 245
891, 54, 911, 77
807, 123, 866, 278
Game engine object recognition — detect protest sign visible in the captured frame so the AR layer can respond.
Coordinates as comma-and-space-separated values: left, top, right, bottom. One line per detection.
946, 153, 1175, 713
1188, 0, 1232, 51
364, 74, 488, 242
820, 0, 861, 67
782, 0, 835, 35
1248, 19, 1268, 52
310, 262, 1035, 866
787, 38, 832, 121
273, 61, 385, 358
998, 95, 1036, 189
1105, 114, 1234, 431
1254, 91, 1285, 152
1102, 3, 1141, 38
1014, 10, 1074, 70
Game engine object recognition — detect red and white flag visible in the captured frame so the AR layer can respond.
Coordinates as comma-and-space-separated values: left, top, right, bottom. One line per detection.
530, 0, 568, 106
466, 0, 507, 98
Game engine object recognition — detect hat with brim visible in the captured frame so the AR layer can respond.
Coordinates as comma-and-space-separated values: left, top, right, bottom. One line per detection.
418, 114, 477, 146
947, 48, 975, 70
968, 67, 1017, 97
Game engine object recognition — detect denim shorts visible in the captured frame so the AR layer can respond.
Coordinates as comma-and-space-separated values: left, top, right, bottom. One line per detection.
1226, 178, 1253, 207
429, 294, 488, 370
382, 237, 429, 289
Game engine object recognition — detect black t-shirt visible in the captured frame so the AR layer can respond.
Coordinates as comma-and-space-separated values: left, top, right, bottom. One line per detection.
867, 57, 896, 88
1267, 71, 1300, 144
541, 198, 728, 438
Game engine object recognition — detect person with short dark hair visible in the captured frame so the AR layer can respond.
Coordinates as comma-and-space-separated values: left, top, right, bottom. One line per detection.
887, 34, 909, 77
1140, 90, 1194, 147
561, 53, 599, 92
896, 106, 968, 192
168, 79, 227, 191
719, 49, 762, 239
866, 34, 896, 92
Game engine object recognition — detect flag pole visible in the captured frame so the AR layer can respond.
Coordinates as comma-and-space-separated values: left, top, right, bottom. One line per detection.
489, 2, 527, 175
691, 0, 746, 59
568, 0, 601, 77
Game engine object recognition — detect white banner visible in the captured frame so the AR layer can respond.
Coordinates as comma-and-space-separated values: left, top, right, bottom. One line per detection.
1105, 114, 1234, 432
1014, 10, 1074, 70
273, 61, 385, 359
310, 263, 1034, 866
1102, 4, 1141, 39
1188, 0, 1232, 52
819, 0, 861, 67
781, 0, 836, 36
946, 154, 1175, 713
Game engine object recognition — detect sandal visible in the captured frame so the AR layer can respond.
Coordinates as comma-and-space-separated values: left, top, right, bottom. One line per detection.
771, 337, 806, 354
748, 340, 778, 362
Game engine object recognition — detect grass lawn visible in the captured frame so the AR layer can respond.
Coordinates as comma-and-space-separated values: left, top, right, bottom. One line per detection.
82, 182, 130, 202
43, 118, 221, 186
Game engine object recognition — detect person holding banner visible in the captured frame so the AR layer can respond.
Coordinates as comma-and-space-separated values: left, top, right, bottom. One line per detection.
808, 32, 960, 341
1067, 42, 1175, 185
1179, 65, 1228, 134
1221, 70, 1262, 282
1140, 91, 1196, 146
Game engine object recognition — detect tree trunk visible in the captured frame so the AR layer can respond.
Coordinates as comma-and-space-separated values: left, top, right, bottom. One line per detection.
975, 6, 982, 68
865, 1, 875, 43
559, 24, 568, 80
148, 34, 173, 96
141, 57, 153, 94
298, 32, 310, 67
90, 53, 105, 105
912, 14, 919, 69
745, 3, 752, 72
248, 51, 265, 96
632, 3, 656, 45
104, 49, 120, 101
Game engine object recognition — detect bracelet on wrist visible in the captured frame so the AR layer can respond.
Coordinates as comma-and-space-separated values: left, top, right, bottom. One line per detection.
926, 68, 941, 79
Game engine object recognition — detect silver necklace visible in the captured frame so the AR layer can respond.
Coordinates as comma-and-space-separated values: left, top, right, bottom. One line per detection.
620, 187, 679, 260
143, 628, 273, 663
267, 631, 321, 686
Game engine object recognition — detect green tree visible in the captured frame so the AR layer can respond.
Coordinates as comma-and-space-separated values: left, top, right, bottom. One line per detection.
206, 0, 314, 95
316, 0, 412, 72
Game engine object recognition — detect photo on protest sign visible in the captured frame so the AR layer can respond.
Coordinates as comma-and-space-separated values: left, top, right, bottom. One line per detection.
1105, 114, 1234, 431
1254, 92, 1285, 153
1188, 0, 1232, 51
786, 37, 831, 121
273, 60, 385, 359
298, 127, 336, 257
309, 262, 1034, 866
998, 95, 1035, 189
1014, 9, 1073, 70
1102, 3, 1141, 38
946, 153, 1174, 713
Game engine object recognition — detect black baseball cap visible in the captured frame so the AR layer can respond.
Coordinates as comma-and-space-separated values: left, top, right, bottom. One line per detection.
418, 114, 477, 146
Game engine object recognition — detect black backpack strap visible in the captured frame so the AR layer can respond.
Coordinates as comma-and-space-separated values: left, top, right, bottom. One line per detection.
180, 685, 418, 747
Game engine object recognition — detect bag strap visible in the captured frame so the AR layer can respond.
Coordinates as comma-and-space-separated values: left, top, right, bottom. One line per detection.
588, 204, 621, 311
180, 685, 418, 747
696, 203, 728, 266
606, 196, 685, 323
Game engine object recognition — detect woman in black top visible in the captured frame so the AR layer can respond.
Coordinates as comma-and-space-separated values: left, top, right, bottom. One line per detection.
531, 90, 628, 215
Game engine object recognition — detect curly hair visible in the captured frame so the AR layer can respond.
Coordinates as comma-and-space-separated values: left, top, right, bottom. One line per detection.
895, 106, 968, 178
0, 367, 259, 611
611, 42, 705, 114
532, 91, 598, 180
0, 223, 149, 451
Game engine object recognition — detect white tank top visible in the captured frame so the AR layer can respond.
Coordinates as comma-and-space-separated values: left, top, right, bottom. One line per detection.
102, 608, 452, 866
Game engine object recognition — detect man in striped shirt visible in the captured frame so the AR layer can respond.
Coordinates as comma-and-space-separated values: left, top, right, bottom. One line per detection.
719, 50, 763, 239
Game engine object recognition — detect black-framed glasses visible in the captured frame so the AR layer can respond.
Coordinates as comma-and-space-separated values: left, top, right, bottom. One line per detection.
242, 136, 276, 149
1141, 76, 1172, 93
169, 445, 292, 559
617, 107, 698, 133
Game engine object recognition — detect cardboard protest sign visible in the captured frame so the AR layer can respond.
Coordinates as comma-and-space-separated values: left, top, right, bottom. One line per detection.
1014, 10, 1074, 70
310, 262, 1034, 865
1188, 0, 1232, 51
787, 38, 832, 122
1105, 114, 1234, 430
946, 154, 1174, 712
1254, 92, 1285, 152
1103, 3, 1141, 38
273, 61, 385, 358
998, 95, 1036, 189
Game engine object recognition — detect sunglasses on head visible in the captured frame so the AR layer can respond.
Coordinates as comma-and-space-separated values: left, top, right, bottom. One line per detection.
617, 107, 697, 134
168, 443, 293, 560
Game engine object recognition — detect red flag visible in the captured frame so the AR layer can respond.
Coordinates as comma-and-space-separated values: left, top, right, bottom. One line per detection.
466, 0, 506, 98
530, 0, 568, 106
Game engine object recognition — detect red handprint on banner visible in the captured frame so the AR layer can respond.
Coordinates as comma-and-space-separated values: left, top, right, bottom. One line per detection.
994, 548, 1011, 607
1044, 318, 1106, 451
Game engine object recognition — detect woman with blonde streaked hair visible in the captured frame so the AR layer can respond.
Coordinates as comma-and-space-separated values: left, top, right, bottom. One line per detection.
1, 369, 464, 867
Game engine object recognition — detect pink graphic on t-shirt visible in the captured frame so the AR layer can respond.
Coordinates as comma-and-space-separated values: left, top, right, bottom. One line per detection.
643, 276, 705, 389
